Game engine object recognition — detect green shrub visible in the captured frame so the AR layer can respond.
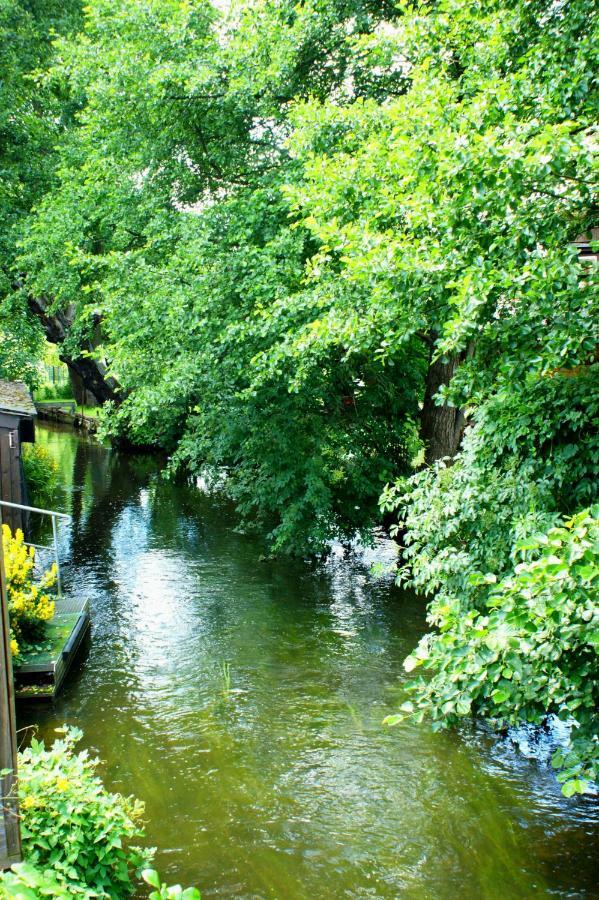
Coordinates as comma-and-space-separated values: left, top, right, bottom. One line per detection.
22, 444, 58, 506
2, 524, 56, 658
381, 372, 598, 796
384, 509, 599, 796
0, 865, 201, 900
0, 862, 73, 898
0, 727, 153, 897
34, 382, 74, 402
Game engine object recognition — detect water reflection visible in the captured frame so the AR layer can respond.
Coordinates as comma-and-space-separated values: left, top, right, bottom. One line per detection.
19, 424, 598, 899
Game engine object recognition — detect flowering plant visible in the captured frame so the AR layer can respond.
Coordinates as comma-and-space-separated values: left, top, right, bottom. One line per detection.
2, 524, 56, 656
0, 727, 153, 897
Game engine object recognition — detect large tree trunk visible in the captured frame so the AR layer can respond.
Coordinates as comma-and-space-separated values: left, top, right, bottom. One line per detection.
420, 350, 467, 465
69, 369, 99, 407
28, 297, 118, 404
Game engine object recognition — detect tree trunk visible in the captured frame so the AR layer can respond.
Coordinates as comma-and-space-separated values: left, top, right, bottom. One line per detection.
420, 351, 467, 465
28, 296, 118, 404
69, 369, 98, 407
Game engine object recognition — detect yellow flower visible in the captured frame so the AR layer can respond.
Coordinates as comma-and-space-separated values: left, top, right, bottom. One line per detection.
55, 777, 69, 792
2, 524, 57, 648
21, 795, 37, 810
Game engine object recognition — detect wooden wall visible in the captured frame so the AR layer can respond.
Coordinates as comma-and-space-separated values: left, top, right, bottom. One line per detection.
0, 534, 21, 868
0, 421, 26, 534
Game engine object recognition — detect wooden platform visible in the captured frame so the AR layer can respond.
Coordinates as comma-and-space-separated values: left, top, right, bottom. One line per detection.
35, 404, 98, 434
13, 597, 90, 701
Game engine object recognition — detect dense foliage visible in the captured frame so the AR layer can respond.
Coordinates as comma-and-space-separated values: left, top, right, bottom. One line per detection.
0, 864, 200, 900
2, 525, 56, 657
0, 730, 202, 899
1, 0, 597, 790
283, 0, 597, 791
383, 508, 598, 795
22, 444, 59, 506
0, 0, 82, 383
0, 727, 151, 898
14, 0, 421, 553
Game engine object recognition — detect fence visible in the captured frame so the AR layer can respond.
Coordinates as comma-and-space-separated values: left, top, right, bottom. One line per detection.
0, 500, 71, 596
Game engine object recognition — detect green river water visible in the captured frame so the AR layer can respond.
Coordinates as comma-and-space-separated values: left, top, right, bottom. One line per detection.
19, 424, 598, 898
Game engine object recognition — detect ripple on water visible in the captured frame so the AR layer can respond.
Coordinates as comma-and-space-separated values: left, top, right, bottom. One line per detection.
19, 424, 599, 900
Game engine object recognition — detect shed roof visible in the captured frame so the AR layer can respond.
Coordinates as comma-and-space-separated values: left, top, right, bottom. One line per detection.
0, 380, 36, 417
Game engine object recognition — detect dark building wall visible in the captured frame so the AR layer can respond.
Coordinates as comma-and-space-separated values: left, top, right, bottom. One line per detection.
0, 413, 32, 534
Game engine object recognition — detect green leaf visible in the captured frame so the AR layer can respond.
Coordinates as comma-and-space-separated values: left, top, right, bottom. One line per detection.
143, 870, 163, 889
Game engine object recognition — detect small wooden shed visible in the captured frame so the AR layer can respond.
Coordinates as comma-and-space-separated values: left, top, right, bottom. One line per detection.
0, 381, 36, 535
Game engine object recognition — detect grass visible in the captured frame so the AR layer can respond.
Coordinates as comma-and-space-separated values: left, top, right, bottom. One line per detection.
16, 615, 79, 667
76, 405, 101, 418
34, 396, 103, 418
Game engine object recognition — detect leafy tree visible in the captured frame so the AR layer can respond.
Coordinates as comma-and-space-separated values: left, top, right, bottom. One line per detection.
0, 0, 82, 383
338, 0, 599, 792
18, 0, 421, 552
281, 0, 597, 461
2, 0, 598, 786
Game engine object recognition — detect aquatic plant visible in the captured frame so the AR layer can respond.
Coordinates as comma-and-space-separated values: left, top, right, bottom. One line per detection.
142, 869, 201, 899
218, 660, 232, 696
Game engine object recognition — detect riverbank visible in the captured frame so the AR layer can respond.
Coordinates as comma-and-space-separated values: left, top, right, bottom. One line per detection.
35, 403, 99, 434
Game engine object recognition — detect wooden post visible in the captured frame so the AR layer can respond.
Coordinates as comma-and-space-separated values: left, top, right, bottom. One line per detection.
0, 517, 21, 869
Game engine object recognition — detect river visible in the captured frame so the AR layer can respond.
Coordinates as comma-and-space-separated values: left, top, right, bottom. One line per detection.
18, 424, 598, 898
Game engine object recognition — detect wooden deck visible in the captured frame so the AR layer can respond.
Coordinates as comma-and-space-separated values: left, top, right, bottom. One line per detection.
14, 597, 90, 701
35, 404, 98, 434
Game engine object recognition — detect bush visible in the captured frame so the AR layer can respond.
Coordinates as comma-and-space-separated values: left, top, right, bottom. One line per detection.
0, 730, 202, 899
0, 866, 201, 899
34, 382, 74, 402
384, 509, 599, 796
0, 727, 153, 898
382, 373, 599, 796
22, 444, 59, 506
2, 524, 56, 657
0, 861, 72, 898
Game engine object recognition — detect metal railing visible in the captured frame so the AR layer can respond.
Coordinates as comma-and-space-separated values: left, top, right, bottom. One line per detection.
0, 501, 71, 597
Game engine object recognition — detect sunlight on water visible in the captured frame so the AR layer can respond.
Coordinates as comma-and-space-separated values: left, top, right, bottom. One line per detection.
19, 424, 598, 899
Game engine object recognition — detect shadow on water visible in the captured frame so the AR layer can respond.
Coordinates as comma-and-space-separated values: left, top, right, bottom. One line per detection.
19, 424, 599, 899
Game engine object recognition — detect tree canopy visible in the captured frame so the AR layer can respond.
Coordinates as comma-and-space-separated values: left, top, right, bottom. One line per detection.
0, 0, 82, 382
1, 0, 597, 794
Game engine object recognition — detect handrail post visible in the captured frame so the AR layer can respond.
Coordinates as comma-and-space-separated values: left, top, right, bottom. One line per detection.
0, 501, 70, 600
51, 514, 62, 597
